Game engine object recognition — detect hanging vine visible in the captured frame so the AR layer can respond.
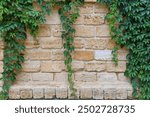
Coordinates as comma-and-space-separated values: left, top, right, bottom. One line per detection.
0, 0, 149, 99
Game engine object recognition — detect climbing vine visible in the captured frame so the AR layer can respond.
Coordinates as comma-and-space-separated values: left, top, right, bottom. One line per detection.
0, 0, 149, 99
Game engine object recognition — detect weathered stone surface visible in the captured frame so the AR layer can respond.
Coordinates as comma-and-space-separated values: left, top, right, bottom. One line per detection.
80, 3, 94, 14
32, 73, 53, 81
26, 50, 51, 60
0, 50, 3, 60
72, 61, 84, 71
118, 50, 128, 60
51, 25, 62, 37
22, 61, 40, 72
33, 88, 44, 99
95, 50, 112, 60
127, 90, 133, 99
94, 3, 108, 13
56, 87, 68, 99
75, 72, 96, 82
75, 26, 95, 37
16, 73, 32, 82
118, 73, 130, 82
84, 39, 107, 49
0, 62, 3, 73
107, 61, 126, 72
73, 51, 94, 61
97, 72, 117, 81
93, 88, 103, 99
41, 61, 64, 72
45, 88, 56, 99
9, 88, 20, 99
83, 15, 105, 25
40, 37, 62, 49
25, 40, 40, 49
54, 72, 68, 83
104, 88, 116, 99
85, 61, 105, 71
106, 39, 116, 49
96, 25, 110, 37
80, 87, 93, 99
51, 50, 64, 60
74, 39, 84, 49
38, 25, 51, 37
20, 89, 32, 99
116, 89, 127, 99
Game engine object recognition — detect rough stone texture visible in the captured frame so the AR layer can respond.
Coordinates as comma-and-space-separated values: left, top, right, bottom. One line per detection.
106, 61, 126, 72
54, 72, 68, 83
9, 88, 20, 99
45, 88, 56, 99
116, 89, 127, 99
97, 72, 117, 81
32, 73, 53, 81
75, 26, 95, 37
33, 88, 44, 99
80, 87, 93, 99
73, 51, 94, 61
95, 50, 112, 60
41, 61, 64, 72
38, 25, 51, 37
84, 39, 108, 49
22, 61, 40, 72
104, 88, 116, 99
20, 89, 32, 99
118, 73, 130, 83
0, 50, 3, 60
85, 61, 106, 72
75, 72, 97, 82
25, 40, 40, 49
96, 25, 110, 37
51, 50, 64, 60
40, 37, 62, 49
56, 87, 68, 99
16, 73, 32, 82
0, 62, 3, 73
26, 50, 51, 60
93, 88, 103, 99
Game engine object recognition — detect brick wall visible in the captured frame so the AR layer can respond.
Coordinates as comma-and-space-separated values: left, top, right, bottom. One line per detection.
0, 1, 132, 99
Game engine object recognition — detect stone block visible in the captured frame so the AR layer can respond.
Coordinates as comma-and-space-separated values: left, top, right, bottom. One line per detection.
104, 88, 116, 99
32, 73, 53, 81
33, 88, 44, 99
75, 72, 96, 82
20, 89, 32, 99
56, 87, 68, 99
95, 50, 112, 60
9, 88, 20, 99
80, 87, 93, 99
93, 88, 103, 99
45, 88, 56, 99
38, 25, 51, 37
96, 25, 110, 37
97, 72, 117, 81
116, 89, 127, 99
51, 50, 64, 60
22, 61, 40, 72
118, 73, 130, 83
85, 61, 106, 72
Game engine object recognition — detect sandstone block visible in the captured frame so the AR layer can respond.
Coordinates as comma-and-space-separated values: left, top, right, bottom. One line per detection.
74, 39, 84, 49
51, 50, 64, 60
9, 88, 20, 99
26, 50, 51, 60
32, 73, 53, 81
41, 61, 64, 72
16, 73, 32, 82
20, 89, 32, 99
80, 87, 93, 99
118, 73, 130, 82
84, 39, 107, 49
51, 25, 62, 37
116, 89, 127, 99
22, 61, 40, 72
40, 37, 62, 49
127, 90, 133, 99
56, 87, 68, 99
107, 61, 126, 72
38, 25, 51, 37
0, 50, 3, 60
106, 39, 116, 49
97, 72, 117, 81
45, 88, 56, 99
73, 51, 94, 61
25, 40, 40, 49
0, 62, 3, 73
80, 3, 94, 14
75, 72, 96, 82
96, 25, 110, 37
94, 3, 108, 13
95, 50, 112, 60
72, 61, 84, 71
104, 88, 116, 99
54, 72, 68, 83
84, 15, 104, 25
85, 61, 106, 71
33, 88, 44, 99
75, 26, 95, 37
93, 88, 103, 99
